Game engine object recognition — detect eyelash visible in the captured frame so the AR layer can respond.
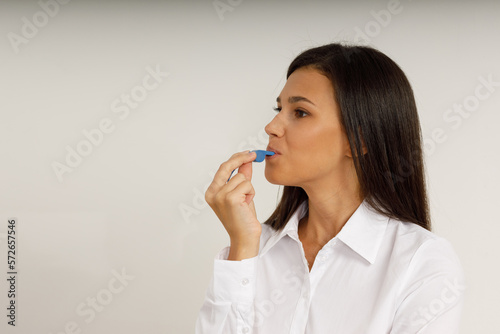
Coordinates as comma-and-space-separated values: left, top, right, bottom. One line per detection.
272, 107, 308, 118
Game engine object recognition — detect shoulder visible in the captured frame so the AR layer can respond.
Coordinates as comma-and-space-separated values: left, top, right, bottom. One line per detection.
391, 219, 461, 267
388, 221, 467, 330
387, 218, 466, 291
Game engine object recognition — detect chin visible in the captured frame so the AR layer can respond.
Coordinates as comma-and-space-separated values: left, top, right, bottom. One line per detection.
264, 169, 295, 186
264, 169, 281, 185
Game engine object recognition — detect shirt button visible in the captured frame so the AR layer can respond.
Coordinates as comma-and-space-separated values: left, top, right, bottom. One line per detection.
241, 278, 249, 286
242, 327, 250, 333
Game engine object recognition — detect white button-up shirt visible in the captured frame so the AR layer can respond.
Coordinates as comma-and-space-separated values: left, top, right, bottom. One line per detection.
196, 199, 466, 333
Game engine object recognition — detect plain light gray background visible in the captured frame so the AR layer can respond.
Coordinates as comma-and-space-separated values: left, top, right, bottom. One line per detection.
1, 0, 499, 333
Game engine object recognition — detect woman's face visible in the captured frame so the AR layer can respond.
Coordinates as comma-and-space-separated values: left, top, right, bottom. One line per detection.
264, 66, 355, 190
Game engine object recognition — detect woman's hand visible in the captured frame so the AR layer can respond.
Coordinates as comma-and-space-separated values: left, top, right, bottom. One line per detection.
205, 150, 261, 260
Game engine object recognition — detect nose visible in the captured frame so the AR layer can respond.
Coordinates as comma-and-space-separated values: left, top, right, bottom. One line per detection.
265, 114, 283, 138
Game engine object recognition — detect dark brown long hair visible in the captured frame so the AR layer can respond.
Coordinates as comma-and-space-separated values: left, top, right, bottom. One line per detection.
263, 43, 431, 231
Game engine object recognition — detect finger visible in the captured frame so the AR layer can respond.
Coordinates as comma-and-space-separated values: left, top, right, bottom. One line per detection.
222, 172, 247, 194
249, 200, 257, 218
208, 169, 247, 206
212, 173, 247, 209
213, 174, 248, 209
227, 178, 256, 205
237, 157, 253, 183
226, 168, 236, 183
213, 151, 256, 189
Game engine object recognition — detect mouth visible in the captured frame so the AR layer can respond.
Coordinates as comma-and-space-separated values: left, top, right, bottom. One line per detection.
266, 145, 282, 155
265, 146, 281, 160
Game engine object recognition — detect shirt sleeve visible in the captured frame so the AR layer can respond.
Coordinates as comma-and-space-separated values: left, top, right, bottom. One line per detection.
195, 246, 259, 334
390, 237, 467, 334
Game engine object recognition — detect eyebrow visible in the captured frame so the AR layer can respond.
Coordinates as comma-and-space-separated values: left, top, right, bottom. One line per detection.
276, 96, 316, 106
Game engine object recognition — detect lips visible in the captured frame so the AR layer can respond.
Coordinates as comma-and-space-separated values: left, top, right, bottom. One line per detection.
266, 145, 282, 155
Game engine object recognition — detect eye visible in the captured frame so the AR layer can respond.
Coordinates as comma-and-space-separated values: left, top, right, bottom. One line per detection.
272, 107, 308, 118
295, 109, 308, 118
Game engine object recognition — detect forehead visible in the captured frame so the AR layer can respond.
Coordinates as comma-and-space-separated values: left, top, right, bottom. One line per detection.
280, 67, 334, 102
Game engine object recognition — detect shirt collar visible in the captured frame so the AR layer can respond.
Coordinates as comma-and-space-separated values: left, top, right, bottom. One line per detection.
260, 198, 389, 265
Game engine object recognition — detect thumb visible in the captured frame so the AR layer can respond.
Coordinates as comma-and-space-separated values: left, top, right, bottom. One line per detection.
237, 153, 254, 181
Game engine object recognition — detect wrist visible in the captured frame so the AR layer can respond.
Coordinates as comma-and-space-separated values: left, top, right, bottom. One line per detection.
227, 238, 260, 261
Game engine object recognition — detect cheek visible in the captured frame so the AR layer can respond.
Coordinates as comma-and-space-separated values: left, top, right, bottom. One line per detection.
286, 129, 333, 171
290, 123, 341, 155
299, 127, 347, 173
288, 124, 322, 150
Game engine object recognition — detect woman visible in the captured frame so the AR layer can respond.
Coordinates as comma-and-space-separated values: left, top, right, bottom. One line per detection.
196, 43, 466, 333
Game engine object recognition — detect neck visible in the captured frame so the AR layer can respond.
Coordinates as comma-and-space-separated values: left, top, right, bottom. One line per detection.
298, 164, 363, 247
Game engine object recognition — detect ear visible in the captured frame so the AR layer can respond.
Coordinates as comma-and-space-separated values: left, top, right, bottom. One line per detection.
345, 128, 367, 158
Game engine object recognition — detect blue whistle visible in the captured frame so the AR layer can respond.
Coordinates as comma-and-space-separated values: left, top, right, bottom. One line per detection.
252, 150, 275, 162
227, 150, 275, 182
